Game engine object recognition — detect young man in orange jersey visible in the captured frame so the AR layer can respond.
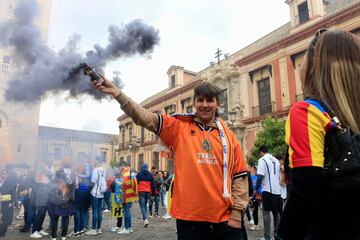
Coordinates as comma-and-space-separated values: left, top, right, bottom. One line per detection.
92, 79, 249, 240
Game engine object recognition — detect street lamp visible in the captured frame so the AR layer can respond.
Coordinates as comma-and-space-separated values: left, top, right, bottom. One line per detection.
228, 110, 237, 126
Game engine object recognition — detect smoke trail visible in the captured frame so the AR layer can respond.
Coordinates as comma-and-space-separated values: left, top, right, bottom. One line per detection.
1, 0, 160, 102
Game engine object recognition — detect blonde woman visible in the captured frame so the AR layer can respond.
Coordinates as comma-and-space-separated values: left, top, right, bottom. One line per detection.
277, 30, 360, 239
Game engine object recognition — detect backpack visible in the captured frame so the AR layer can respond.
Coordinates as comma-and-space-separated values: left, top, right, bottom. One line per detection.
98, 170, 107, 193
92, 168, 107, 196
49, 185, 70, 208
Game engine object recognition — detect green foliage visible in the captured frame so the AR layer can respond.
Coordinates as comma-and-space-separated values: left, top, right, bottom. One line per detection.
247, 117, 287, 167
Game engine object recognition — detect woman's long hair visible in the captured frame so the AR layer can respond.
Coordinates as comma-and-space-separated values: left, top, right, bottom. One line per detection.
313, 30, 360, 134
303, 35, 321, 97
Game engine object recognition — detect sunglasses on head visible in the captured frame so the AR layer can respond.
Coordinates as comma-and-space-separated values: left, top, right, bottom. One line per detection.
315, 28, 328, 37
311, 28, 328, 47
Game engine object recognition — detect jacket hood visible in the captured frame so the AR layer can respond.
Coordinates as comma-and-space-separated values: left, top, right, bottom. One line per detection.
141, 163, 148, 172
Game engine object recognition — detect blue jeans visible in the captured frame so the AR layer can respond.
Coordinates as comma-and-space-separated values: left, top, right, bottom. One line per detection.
139, 192, 150, 220
84, 208, 89, 229
103, 191, 111, 210
26, 203, 36, 227
123, 202, 132, 229
91, 196, 103, 230
74, 205, 88, 232
160, 190, 166, 207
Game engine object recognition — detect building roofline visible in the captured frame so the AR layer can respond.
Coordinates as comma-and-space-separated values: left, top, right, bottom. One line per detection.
236, 1, 360, 66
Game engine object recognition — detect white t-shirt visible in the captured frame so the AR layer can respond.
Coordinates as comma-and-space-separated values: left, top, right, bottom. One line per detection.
257, 153, 281, 195
91, 166, 107, 198
280, 183, 287, 199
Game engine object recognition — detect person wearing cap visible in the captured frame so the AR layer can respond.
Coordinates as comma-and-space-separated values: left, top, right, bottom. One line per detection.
92, 79, 248, 239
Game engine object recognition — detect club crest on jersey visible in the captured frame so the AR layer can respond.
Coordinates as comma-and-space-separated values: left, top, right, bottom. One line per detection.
202, 139, 213, 152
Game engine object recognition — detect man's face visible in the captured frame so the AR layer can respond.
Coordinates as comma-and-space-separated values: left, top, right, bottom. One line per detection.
194, 96, 220, 125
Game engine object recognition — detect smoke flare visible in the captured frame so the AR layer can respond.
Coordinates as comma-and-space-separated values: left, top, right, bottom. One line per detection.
1, 0, 160, 102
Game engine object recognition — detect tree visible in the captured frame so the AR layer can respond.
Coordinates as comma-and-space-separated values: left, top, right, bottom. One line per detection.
247, 117, 287, 167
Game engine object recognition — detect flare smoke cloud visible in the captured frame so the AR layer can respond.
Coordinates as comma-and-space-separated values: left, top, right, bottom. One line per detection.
0, 0, 160, 102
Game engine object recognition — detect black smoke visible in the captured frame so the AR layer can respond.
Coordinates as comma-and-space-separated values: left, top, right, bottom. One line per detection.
1, 0, 160, 102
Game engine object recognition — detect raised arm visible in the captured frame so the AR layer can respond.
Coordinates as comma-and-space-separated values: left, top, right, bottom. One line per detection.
92, 78, 159, 133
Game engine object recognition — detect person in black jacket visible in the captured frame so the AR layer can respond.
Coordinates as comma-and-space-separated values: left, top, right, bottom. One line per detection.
19, 170, 36, 233
49, 163, 76, 240
0, 165, 17, 238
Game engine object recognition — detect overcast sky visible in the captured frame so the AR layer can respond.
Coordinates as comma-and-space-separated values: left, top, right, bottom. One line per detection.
39, 0, 290, 134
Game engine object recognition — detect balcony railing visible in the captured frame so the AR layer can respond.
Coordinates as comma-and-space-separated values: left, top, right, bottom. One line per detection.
252, 102, 275, 117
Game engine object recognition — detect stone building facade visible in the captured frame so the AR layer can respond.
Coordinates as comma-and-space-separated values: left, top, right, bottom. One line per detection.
37, 126, 118, 169
117, 0, 360, 171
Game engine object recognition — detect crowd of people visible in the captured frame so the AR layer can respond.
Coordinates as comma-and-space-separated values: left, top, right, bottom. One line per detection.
0, 28, 359, 240
0, 159, 174, 239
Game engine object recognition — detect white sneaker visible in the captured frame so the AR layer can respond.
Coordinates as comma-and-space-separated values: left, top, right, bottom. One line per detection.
61, 237, 66, 240
85, 229, 98, 235
110, 227, 120, 232
30, 231, 42, 238
250, 225, 259, 231
102, 209, 110, 213
163, 213, 172, 219
38, 230, 49, 236
143, 219, 149, 227
117, 229, 130, 234
97, 229, 102, 234
249, 219, 254, 225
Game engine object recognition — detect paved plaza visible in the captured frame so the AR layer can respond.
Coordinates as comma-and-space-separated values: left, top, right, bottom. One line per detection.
3, 205, 265, 240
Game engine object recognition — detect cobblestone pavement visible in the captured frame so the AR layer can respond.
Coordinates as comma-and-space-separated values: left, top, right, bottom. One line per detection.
3, 205, 266, 240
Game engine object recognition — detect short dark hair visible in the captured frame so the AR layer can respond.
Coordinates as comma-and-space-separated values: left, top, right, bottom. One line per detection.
259, 145, 268, 153
194, 82, 221, 102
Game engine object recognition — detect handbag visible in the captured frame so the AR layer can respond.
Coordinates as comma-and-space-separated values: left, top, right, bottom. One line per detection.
307, 98, 360, 238
312, 98, 360, 177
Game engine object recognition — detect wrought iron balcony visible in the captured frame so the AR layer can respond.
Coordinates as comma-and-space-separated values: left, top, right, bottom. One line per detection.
252, 102, 275, 117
